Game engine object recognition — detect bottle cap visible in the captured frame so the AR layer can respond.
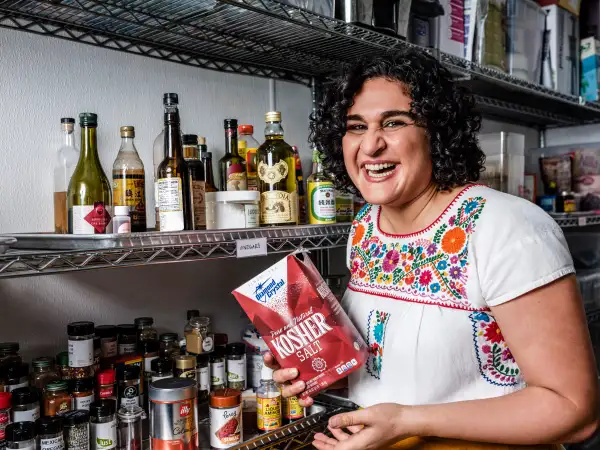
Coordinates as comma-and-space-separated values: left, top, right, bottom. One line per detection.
213, 333, 228, 347
120, 126, 135, 138
114, 206, 130, 217
97, 369, 116, 385
174, 355, 196, 370
32, 356, 53, 369
60, 118, 75, 124
11, 387, 38, 406
163, 93, 178, 105
67, 321, 95, 337
36, 416, 63, 435
183, 134, 198, 145
201, 152, 212, 159
159, 332, 178, 343
210, 389, 241, 408
261, 364, 273, 381
90, 399, 116, 418
94, 325, 117, 338
117, 324, 136, 336
117, 405, 145, 422
226, 342, 247, 356
224, 119, 238, 129
79, 113, 98, 127
45, 381, 68, 392
5, 422, 35, 442
62, 410, 90, 426
265, 111, 281, 123
0, 392, 11, 409
0, 342, 19, 353
134, 317, 154, 327
197, 137, 206, 146
186, 309, 200, 320
238, 124, 254, 134
151, 358, 172, 374
56, 351, 69, 366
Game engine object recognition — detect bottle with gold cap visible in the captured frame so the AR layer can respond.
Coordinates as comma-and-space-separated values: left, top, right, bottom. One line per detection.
257, 112, 298, 226
112, 126, 147, 232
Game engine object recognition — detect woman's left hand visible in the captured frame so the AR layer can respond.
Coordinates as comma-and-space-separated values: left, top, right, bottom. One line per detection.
313, 403, 411, 450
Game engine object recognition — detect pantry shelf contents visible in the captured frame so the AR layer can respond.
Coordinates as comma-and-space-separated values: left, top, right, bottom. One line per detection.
550, 213, 600, 228
0, 224, 350, 279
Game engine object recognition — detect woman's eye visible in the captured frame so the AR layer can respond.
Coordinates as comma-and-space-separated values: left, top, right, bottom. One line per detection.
383, 121, 405, 129
347, 124, 367, 132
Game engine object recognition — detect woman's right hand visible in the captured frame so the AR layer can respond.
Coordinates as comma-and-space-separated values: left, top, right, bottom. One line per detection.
263, 352, 314, 407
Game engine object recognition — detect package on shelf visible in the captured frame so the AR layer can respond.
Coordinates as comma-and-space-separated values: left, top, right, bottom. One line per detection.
536, 0, 581, 17
411, 0, 464, 57
478, 132, 525, 198
464, 0, 507, 71
581, 37, 600, 102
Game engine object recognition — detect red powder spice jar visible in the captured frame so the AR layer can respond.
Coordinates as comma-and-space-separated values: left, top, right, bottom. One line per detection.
209, 389, 242, 449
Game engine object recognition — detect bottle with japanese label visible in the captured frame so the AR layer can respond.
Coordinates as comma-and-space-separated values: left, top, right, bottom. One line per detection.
219, 119, 247, 191
238, 125, 260, 191
307, 149, 336, 224
54, 118, 79, 234
156, 93, 190, 231
112, 126, 146, 232
183, 134, 206, 230
257, 112, 298, 226
68, 113, 113, 234
256, 365, 281, 432
292, 146, 307, 224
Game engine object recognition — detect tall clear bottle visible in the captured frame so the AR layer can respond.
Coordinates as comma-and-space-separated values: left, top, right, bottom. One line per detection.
54, 118, 79, 234
68, 113, 113, 234
156, 94, 190, 231
218, 119, 247, 191
112, 126, 146, 232
238, 125, 260, 191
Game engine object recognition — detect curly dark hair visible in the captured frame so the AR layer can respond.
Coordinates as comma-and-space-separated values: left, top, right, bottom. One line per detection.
309, 49, 485, 193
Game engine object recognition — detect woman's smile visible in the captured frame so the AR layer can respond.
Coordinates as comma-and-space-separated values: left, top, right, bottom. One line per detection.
362, 161, 399, 181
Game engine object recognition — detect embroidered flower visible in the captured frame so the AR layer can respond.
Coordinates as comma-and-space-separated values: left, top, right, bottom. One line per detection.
419, 270, 432, 285
473, 312, 490, 322
448, 215, 456, 226
466, 222, 473, 234
374, 322, 385, 341
484, 322, 504, 344
441, 227, 467, 254
401, 244, 408, 252
450, 255, 459, 264
437, 260, 447, 270
415, 268, 421, 275
352, 224, 365, 246
449, 266, 461, 279
426, 243, 437, 255
482, 344, 491, 354
365, 214, 372, 223
382, 250, 400, 273
430, 283, 440, 293
361, 239, 370, 250
465, 200, 479, 213
405, 274, 415, 285
502, 349, 514, 361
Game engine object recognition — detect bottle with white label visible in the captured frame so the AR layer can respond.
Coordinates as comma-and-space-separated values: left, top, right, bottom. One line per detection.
67, 322, 95, 369
5, 421, 36, 450
210, 348, 226, 391
89, 400, 117, 450
226, 343, 246, 391
72, 379, 94, 411
36, 416, 65, 450
11, 388, 40, 424
117, 367, 140, 409
307, 149, 336, 225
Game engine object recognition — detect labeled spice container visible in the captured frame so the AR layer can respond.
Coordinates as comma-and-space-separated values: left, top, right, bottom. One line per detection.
70, 379, 94, 410
95, 326, 118, 360
10, 388, 40, 424
226, 343, 246, 391
0, 344, 21, 367
117, 367, 139, 408
148, 379, 197, 450
31, 358, 59, 392
93, 337, 101, 373
67, 322, 95, 368
90, 400, 117, 450
209, 389, 242, 449
140, 341, 159, 411
210, 348, 226, 391
184, 317, 212, 355
0, 392, 12, 442
116, 406, 145, 450
196, 354, 210, 410
44, 381, 72, 417
6, 364, 29, 393
173, 356, 196, 379
158, 334, 179, 359
116, 326, 137, 356
96, 370, 116, 401
36, 416, 64, 450
4, 421, 35, 450
62, 410, 89, 450
133, 318, 157, 343
56, 353, 72, 381
149, 359, 172, 383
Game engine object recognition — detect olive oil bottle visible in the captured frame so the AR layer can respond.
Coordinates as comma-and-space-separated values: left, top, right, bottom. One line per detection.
256, 112, 297, 226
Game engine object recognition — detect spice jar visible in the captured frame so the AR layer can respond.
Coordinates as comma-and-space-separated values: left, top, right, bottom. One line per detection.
133, 318, 157, 343
55, 353, 72, 381
67, 322, 95, 369
116, 406, 145, 450
95, 326, 118, 360
93, 337, 101, 373
62, 410, 89, 450
116, 326, 137, 357
210, 348, 226, 391
70, 379, 94, 411
196, 354, 210, 419
209, 389, 242, 448
0, 366, 7, 393
4, 422, 35, 450
0, 344, 21, 367
6, 364, 29, 393
96, 370, 116, 401
158, 334, 180, 359
173, 356, 196, 379
184, 317, 213, 355
226, 343, 246, 391
10, 388, 39, 424
0, 392, 11, 442
36, 416, 64, 450
150, 359, 172, 383
43, 381, 72, 417
117, 367, 139, 408
89, 400, 117, 450
31, 358, 59, 392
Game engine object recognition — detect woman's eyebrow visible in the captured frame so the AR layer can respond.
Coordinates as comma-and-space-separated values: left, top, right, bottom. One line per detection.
346, 110, 416, 122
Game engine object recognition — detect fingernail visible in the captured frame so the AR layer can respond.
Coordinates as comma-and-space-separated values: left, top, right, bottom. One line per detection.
296, 381, 306, 390
289, 368, 298, 377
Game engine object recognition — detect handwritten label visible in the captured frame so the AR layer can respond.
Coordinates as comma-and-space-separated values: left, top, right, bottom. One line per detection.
579, 216, 588, 226
236, 238, 267, 258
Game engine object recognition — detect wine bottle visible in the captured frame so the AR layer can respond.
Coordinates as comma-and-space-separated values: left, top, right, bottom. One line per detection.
68, 113, 113, 234
183, 134, 206, 230
201, 149, 217, 194
218, 119, 247, 191
54, 118, 79, 234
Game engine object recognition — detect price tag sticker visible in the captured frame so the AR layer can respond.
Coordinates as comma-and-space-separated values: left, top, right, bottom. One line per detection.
236, 237, 268, 258
578, 216, 587, 227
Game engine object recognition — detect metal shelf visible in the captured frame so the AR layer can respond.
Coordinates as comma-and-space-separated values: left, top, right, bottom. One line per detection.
0, 0, 599, 126
550, 213, 600, 228
0, 224, 350, 279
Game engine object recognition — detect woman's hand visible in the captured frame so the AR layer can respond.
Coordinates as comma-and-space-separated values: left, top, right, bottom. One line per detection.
313, 403, 410, 450
263, 352, 314, 407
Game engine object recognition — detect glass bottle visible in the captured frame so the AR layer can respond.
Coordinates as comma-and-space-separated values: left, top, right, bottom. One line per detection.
89, 400, 117, 450
307, 149, 336, 224
158, 333, 180, 359
0, 342, 21, 367
44, 381, 73, 417
112, 126, 146, 232
183, 134, 206, 230
238, 125, 260, 192
292, 145, 307, 224
184, 317, 212, 355
68, 113, 113, 234
201, 151, 217, 193
156, 93, 190, 231
117, 325, 137, 356
256, 365, 282, 432
335, 189, 354, 222
31, 357, 60, 392
219, 119, 247, 191
133, 317, 157, 343
257, 112, 298, 226
54, 118, 79, 234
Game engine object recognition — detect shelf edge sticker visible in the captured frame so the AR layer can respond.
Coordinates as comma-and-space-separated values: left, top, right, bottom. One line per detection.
236, 237, 268, 258
579, 217, 587, 226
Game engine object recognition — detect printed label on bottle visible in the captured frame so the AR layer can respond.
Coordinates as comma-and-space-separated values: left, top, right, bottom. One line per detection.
227, 359, 246, 383
244, 204, 259, 228
113, 172, 146, 229
202, 336, 214, 352
157, 177, 184, 231
197, 366, 210, 391
227, 165, 247, 191
72, 203, 112, 234
6, 380, 28, 392
74, 393, 94, 410
98, 386, 115, 400
118, 343, 137, 355
211, 361, 225, 387
335, 192, 354, 222
308, 182, 336, 224
258, 160, 288, 184
68, 338, 94, 367
118, 383, 140, 408
285, 396, 304, 420
101, 339, 117, 359
91, 419, 117, 450
40, 435, 65, 450
144, 355, 158, 373
178, 369, 196, 379
257, 396, 282, 431
209, 404, 241, 448
246, 149, 258, 191
12, 405, 40, 423
191, 180, 206, 228
260, 191, 297, 225
0, 410, 9, 430
250, 354, 264, 389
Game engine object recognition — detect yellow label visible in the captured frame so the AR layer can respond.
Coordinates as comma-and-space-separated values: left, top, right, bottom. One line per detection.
285, 396, 304, 420
246, 148, 258, 191
113, 171, 146, 227
258, 160, 289, 184
260, 190, 297, 225
238, 141, 248, 159
308, 181, 336, 224
257, 396, 282, 431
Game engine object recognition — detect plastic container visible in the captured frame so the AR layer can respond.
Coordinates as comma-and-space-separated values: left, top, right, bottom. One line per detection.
68, 322, 95, 369
4, 421, 36, 450
11, 388, 40, 424
112, 206, 131, 234
205, 191, 260, 230
89, 400, 117, 450
62, 410, 89, 450
478, 132, 525, 197
506, 0, 546, 82
36, 416, 64, 450
209, 389, 242, 448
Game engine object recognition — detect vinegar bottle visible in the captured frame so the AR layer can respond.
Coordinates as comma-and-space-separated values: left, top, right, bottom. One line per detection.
53, 118, 79, 233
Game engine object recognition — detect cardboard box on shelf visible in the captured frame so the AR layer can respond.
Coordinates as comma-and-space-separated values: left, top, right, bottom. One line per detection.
581, 37, 600, 102
536, 0, 580, 17
435, 0, 465, 58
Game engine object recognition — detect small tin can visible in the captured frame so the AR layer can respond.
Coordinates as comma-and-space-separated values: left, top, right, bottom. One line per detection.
173, 356, 196, 380
209, 389, 242, 449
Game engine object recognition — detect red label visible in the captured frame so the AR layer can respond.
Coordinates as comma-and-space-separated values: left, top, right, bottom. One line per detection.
0, 411, 9, 425
84, 202, 111, 233
99, 386, 114, 399
180, 403, 190, 417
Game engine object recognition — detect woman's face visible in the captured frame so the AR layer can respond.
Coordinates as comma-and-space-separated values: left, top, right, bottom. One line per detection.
342, 77, 432, 206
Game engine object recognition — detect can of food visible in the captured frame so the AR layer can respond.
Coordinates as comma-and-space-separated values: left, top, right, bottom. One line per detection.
149, 378, 198, 450
209, 389, 242, 449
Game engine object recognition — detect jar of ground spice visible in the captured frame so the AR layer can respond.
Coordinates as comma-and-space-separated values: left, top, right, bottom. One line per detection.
70, 378, 94, 411
36, 416, 64, 450
209, 389, 242, 448
117, 326, 137, 356
44, 381, 73, 417
11, 387, 40, 423
62, 410, 89, 450
67, 322, 95, 369
96, 370, 116, 401
95, 326, 118, 360
158, 334, 180, 359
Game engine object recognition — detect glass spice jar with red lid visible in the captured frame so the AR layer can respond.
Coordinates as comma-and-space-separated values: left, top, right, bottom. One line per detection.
96, 370, 116, 401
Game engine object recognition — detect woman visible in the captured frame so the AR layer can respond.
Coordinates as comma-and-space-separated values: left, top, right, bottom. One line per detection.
265, 50, 599, 449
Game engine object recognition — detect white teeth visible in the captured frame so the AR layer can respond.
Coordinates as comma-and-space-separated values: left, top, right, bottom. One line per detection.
367, 170, 393, 178
364, 163, 396, 170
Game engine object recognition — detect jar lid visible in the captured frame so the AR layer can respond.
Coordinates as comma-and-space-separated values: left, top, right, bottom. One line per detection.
138, 340, 159, 354
95, 325, 117, 338
118, 365, 140, 381
97, 369, 116, 385
151, 358, 172, 374
45, 380, 68, 392
114, 206, 130, 217
71, 377, 94, 392
62, 410, 89, 426
94, 336, 101, 349
174, 355, 196, 370
159, 333, 178, 343
213, 333, 228, 347
210, 388, 241, 408
116, 324, 136, 336
205, 191, 260, 203
238, 124, 253, 134
7, 363, 28, 380
32, 356, 54, 368
56, 351, 69, 366
90, 399, 116, 418
149, 378, 196, 402
223, 118, 238, 129
36, 416, 63, 435
67, 321, 95, 336
5, 422, 35, 442
186, 309, 200, 320
117, 405, 145, 422
11, 387, 38, 405
189, 316, 210, 328
226, 342, 246, 356
0, 392, 11, 409
0, 342, 19, 353
134, 317, 154, 327
265, 111, 281, 123
211, 346, 225, 360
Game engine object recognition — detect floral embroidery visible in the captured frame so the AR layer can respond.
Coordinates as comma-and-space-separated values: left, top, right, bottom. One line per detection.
348, 196, 486, 309
469, 312, 522, 386
366, 310, 390, 379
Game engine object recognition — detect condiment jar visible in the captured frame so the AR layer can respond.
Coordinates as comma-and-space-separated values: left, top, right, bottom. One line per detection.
158, 334, 180, 359
133, 318, 157, 343
173, 356, 196, 379
55, 353, 72, 381
95, 326, 118, 360
184, 317, 213, 355
4, 421, 35, 450
89, 400, 117, 450
10, 388, 39, 424
0, 343, 21, 367
70, 379, 94, 410
116, 326, 137, 356
209, 389, 242, 448
36, 416, 64, 450
43, 381, 72, 417
150, 359, 172, 383
117, 367, 140, 408
93, 337, 101, 373
112, 206, 131, 234
6, 364, 29, 393
226, 343, 246, 391
67, 322, 95, 369
0, 391, 12, 442
96, 370, 116, 401
210, 347, 226, 391
62, 410, 89, 450
30, 358, 59, 392
116, 406, 145, 450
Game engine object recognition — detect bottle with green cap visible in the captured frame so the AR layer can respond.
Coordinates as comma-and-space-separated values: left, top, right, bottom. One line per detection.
307, 148, 336, 224
68, 112, 113, 234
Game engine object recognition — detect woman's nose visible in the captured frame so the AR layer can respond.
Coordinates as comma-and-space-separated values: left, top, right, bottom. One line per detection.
359, 127, 386, 157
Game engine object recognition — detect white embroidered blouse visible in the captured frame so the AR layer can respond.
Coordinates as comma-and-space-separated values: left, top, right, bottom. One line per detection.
342, 185, 575, 408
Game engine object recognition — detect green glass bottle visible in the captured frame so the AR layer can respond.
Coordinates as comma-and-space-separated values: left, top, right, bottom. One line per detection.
68, 113, 113, 234
257, 112, 297, 226
218, 119, 247, 191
